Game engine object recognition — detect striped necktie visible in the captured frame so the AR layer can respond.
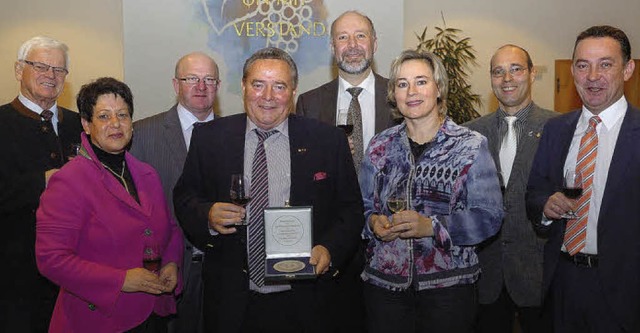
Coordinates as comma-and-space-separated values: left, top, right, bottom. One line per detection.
564, 116, 601, 255
248, 129, 276, 287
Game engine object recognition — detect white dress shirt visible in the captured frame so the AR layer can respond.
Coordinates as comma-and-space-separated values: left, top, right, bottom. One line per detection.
337, 71, 376, 150
19, 93, 59, 135
562, 96, 627, 254
176, 103, 214, 149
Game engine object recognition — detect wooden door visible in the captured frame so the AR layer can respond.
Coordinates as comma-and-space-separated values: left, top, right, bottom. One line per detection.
554, 59, 640, 113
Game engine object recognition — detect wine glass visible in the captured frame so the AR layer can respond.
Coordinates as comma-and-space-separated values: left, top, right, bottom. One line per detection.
230, 174, 251, 226
336, 108, 353, 136
386, 182, 407, 214
143, 244, 162, 273
561, 169, 583, 219
67, 143, 81, 161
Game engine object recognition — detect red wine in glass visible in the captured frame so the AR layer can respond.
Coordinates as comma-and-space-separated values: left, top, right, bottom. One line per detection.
561, 170, 583, 219
562, 187, 583, 199
143, 257, 162, 272
230, 174, 250, 225
143, 246, 161, 273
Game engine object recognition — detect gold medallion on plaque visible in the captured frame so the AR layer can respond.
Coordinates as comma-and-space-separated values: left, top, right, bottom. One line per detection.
273, 260, 306, 273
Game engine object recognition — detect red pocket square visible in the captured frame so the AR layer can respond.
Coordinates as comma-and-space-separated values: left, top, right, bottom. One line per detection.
313, 172, 328, 181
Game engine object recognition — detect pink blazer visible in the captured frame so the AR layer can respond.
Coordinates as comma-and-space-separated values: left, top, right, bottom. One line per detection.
36, 133, 183, 332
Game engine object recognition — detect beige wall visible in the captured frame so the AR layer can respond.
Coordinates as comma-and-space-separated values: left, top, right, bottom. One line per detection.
403, 0, 640, 115
0, 1, 124, 111
3, 0, 640, 117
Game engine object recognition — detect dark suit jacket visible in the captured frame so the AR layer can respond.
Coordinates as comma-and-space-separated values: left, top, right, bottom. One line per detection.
173, 113, 364, 330
465, 104, 557, 307
526, 104, 640, 331
0, 98, 82, 330
129, 105, 200, 294
295, 72, 396, 133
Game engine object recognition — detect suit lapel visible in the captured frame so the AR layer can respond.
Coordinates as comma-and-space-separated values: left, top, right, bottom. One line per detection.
287, 115, 309, 205
163, 107, 188, 168
321, 80, 339, 126
600, 106, 640, 215
374, 74, 390, 133
516, 106, 546, 166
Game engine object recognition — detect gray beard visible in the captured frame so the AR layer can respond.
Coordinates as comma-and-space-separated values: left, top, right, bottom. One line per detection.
337, 58, 371, 75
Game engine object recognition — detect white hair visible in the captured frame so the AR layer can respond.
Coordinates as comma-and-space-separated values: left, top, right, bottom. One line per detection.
17, 36, 69, 68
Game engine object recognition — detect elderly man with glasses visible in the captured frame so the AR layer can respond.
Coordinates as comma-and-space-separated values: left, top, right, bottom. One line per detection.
0, 35, 83, 332
129, 51, 220, 333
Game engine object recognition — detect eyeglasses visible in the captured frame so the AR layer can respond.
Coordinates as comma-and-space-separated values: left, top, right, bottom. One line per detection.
176, 76, 220, 88
22, 60, 68, 76
490, 66, 528, 78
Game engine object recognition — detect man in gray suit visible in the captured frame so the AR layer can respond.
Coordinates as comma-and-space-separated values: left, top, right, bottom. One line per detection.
129, 51, 219, 333
465, 45, 556, 333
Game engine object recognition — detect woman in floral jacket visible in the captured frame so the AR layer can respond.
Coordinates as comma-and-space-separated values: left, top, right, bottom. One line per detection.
360, 49, 503, 333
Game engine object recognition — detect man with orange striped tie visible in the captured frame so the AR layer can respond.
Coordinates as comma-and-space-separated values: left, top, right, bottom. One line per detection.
526, 25, 639, 333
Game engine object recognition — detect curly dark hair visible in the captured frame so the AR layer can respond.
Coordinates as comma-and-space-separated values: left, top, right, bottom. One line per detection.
77, 77, 134, 121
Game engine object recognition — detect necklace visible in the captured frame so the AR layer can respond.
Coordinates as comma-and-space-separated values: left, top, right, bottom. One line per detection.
101, 160, 130, 194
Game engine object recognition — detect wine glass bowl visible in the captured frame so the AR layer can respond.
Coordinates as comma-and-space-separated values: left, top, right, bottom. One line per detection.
143, 245, 161, 273
336, 108, 353, 136
230, 174, 251, 225
386, 182, 408, 214
561, 170, 583, 219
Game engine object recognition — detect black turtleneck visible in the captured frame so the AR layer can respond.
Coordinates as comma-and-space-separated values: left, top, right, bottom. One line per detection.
89, 139, 139, 203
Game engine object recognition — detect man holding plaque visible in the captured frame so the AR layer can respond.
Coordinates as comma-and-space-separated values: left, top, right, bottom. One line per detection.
173, 47, 364, 332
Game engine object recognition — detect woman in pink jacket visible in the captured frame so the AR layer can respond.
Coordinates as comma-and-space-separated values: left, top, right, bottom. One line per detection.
36, 77, 183, 332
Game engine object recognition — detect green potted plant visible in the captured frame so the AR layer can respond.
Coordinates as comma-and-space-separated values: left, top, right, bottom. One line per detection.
415, 15, 481, 124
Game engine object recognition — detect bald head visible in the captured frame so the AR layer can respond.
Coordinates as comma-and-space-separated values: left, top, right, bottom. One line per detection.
172, 52, 220, 120
489, 44, 536, 115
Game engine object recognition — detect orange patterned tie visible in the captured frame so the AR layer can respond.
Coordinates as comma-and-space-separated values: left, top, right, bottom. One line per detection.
563, 116, 601, 255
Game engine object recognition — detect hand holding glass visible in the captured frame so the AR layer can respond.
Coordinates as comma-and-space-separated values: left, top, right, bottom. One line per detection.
561, 170, 583, 219
230, 174, 251, 225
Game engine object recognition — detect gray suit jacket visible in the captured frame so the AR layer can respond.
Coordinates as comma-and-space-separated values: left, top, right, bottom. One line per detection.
129, 106, 194, 280
465, 103, 557, 306
295, 72, 397, 134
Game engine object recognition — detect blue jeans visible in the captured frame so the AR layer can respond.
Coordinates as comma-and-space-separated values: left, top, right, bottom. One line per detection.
364, 282, 477, 333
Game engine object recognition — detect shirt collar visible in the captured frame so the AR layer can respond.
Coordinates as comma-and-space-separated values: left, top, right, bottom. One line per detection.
177, 103, 214, 131
497, 101, 533, 121
580, 96, 627, 130
18, 93, 58, 118
245, 116, 289, 138
338, 70, 375, 95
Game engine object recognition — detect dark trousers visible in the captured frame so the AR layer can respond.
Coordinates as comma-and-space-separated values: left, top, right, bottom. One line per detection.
363, 282, 477, 333
0, 296, 56, 333
127, 313, 169, 333
203, 276, 335, 333
550, 258, 623, 333
331, 240, 366, 333
168, 259, 204, 333
476, 285, 551, 333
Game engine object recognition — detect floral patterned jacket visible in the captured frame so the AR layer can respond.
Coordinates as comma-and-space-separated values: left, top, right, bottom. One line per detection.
360, 118, 503, 291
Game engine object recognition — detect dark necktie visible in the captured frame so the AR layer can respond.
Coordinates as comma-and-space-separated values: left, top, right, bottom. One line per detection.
347, 87, 363, 172
248, 129, 277, 287
41, 109, 54, 134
